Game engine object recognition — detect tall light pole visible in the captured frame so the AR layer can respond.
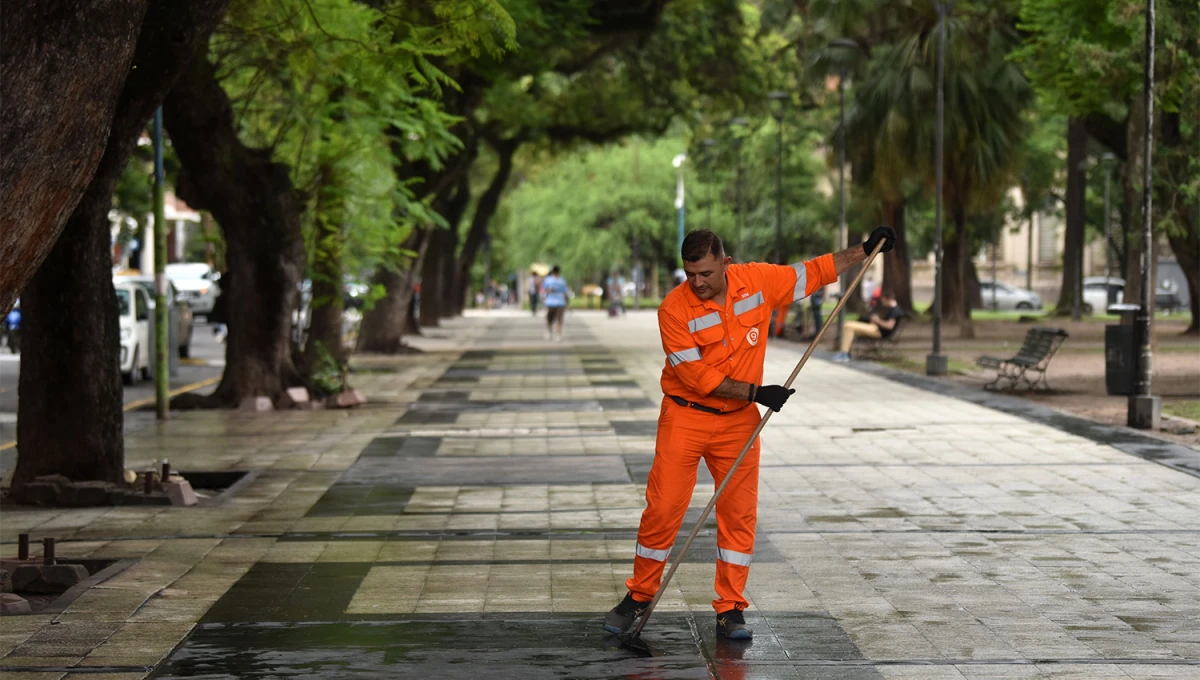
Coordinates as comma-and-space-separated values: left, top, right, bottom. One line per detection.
730, 118, 748, 261
926, 3, 949, 376
673, 153, 687, 264
152, 107, 169, 420
1129, 0, 1159, 429
769, 92, 788, 264
828, 40, 858, 352
1101, 152, 1116, 299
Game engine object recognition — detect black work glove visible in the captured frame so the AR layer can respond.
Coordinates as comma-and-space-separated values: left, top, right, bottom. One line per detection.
863, 225, 897, 255
752, 384, 795, 412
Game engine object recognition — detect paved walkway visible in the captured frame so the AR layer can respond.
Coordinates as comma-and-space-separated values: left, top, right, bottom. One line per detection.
2, 310, 1198, 679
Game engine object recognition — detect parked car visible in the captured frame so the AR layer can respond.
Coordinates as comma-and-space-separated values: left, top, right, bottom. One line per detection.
977, 280, 1043, 311
114, 274, 195, 358
114, 281, 152, 385
1081, 276, 1184, 314
165, 262, 220, 317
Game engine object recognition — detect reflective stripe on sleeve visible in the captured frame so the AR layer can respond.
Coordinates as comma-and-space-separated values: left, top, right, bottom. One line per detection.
688, 312, 722, 333
636, 543, 672, 562
716, 547, 753, 567
668, 347, 702, 366
733, 291, 765, 316
791, 263, 809, 301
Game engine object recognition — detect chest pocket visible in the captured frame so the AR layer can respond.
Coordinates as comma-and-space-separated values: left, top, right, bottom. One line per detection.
688, 311, 728, 364
731, 291, 767, 349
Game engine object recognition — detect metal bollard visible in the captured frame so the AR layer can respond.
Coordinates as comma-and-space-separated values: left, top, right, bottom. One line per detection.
144, 469, 155, 494
161, 460, 171, 481
18, 533, 30, 560
42, 537, 55, 565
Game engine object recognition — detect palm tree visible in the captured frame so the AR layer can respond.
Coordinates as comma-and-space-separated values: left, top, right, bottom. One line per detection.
834, 3, 1031, 337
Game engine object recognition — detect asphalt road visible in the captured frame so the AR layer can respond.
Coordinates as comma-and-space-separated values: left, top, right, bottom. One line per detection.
0, 322, 226, 452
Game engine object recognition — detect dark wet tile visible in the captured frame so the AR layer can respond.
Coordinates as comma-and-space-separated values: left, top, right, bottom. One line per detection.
613, 421, 659, 437
201, 563, 372, 624
591, 379, 640, 388
341, 455, 630, 486
406, 400, 604, 414
624, 455, 715, 486
155, 617, 711, 679
359, 436, 442, 458
419, 391, 472, 403
305, 485, 414, 517
395, 411, 459, 425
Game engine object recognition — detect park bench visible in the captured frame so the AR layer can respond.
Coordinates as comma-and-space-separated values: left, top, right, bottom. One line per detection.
852, 312, 910, 361
976, 326, 1069, 391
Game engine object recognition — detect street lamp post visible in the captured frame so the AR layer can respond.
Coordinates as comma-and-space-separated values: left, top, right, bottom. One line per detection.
1101, 152, 1116, 300
152, 107, 169, 420
769, 92, 788, 265
827, 40, 858, 352
1129, 0, 1160, 429
926, 2, 949, 376
729, 118, 748, 261
673, 153, 688, 265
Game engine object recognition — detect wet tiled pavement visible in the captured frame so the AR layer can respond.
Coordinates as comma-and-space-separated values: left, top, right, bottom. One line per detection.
2, 310, 1199, 679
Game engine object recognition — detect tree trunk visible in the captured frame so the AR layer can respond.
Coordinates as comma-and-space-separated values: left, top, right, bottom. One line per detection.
1055, 117, 1088, 315
16, 190, 125, 488
955, 201, 975, 338
163, 56, 305, 407
420, 229, 452, 327
439, 222, 460, 319
356, 229, 430, 353
1122, 99, 1146, 324
1158, 110, 1199, 334
0, 0, 148, 314
12, 0, 228, 490
880, 200, 912, 312
305, 175, 345, 369
450, 137, 520, 316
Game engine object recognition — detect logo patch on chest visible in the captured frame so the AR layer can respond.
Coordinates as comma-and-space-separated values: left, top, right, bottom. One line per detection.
746, 327, 760, 346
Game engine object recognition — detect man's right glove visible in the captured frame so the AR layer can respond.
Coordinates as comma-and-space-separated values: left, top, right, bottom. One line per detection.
863, 225, 897, 255
752, 384, 795, 412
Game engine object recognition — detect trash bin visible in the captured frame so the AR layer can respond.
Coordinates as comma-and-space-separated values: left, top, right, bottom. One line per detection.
1104, 303, 1139, 396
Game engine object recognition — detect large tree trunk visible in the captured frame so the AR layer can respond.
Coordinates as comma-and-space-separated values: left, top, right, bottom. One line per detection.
1158, 111, 1199, 334
880, 199, 912, 312
439, 221, 461, 319
1055, 118, 1089, 315
12, 0, 228, 490
163, 56, 305, 407
0, 1, 148, 314
450, 136, 520, 317
419, 174, 473, 326
356, 229, 431, 353
305, 174, 345, 369
1122, 99, 1146, 325
954, 201, 975, 338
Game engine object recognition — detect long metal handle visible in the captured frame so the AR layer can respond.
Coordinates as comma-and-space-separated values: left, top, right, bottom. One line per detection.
627, 242, 885, 637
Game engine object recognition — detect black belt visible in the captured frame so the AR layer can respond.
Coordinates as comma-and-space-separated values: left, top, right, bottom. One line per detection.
668, 395, 747, 415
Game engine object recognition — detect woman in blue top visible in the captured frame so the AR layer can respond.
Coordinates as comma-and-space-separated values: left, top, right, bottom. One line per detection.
540, 265, 569, 342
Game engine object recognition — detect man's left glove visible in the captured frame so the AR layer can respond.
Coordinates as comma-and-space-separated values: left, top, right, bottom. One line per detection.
863, 225, 897, 255
753, 384, 795, 412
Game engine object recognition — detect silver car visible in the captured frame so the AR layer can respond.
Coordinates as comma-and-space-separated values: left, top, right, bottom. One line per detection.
978, 280, 1043, 311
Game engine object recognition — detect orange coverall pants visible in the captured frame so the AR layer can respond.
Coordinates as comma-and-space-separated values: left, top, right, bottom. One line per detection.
625, 397, 761, 612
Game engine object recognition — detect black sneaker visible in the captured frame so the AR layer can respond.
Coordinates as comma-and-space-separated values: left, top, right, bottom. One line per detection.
603, 592, 649, 634
716, 608, 752, 639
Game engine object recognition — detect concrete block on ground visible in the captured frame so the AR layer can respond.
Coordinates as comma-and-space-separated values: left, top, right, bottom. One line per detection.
12, 564, 89, 594
1, 593, 31, 614
329, 388, 367, 409
163, 480, 199, 507
277, 387, 311, 409
1, 568, 11, 593
18, 481, 61, 506
239, 396, 274, 412
59, 480, 116, 507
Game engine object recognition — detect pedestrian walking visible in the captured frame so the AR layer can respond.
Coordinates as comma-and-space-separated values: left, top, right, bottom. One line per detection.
607, 270, 626, 317
604, 226, 895, 640
541, 265, 569, 342
528, 271, 542, 316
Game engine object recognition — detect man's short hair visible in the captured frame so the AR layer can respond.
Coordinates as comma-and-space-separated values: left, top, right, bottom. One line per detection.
681, 230, 724, 262
881, 289, 896, 300
551, 265, 561, 275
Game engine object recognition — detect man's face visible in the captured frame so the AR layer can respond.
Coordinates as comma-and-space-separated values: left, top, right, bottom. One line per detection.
683, 253, 731, 300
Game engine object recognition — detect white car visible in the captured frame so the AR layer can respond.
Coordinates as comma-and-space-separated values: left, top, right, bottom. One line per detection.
1083, 277, 1124, 314
166, 262, 220, 316
115, 281, 152, 385
978, 280, 1043, 311
114, 274, 195, 358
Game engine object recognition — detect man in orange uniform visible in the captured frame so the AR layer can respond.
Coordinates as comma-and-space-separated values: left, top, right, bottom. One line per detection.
604, 227, 895, 639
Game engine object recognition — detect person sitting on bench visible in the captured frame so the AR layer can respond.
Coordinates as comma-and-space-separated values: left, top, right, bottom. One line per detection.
833, 290, 902, 362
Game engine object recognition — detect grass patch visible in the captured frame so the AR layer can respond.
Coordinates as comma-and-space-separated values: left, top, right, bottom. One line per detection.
1164, 401, 1200, 422
878, 356, 975, 376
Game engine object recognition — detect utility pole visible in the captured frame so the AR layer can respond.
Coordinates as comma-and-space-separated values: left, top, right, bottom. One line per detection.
926, 2, 949, 376
673, 154, 687, 265
1129, 0, 1160, 429
152, 107, 169, 420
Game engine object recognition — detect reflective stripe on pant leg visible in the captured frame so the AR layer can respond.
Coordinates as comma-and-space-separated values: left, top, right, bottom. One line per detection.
626, 401, 703, 602
705, 405, 761, 612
